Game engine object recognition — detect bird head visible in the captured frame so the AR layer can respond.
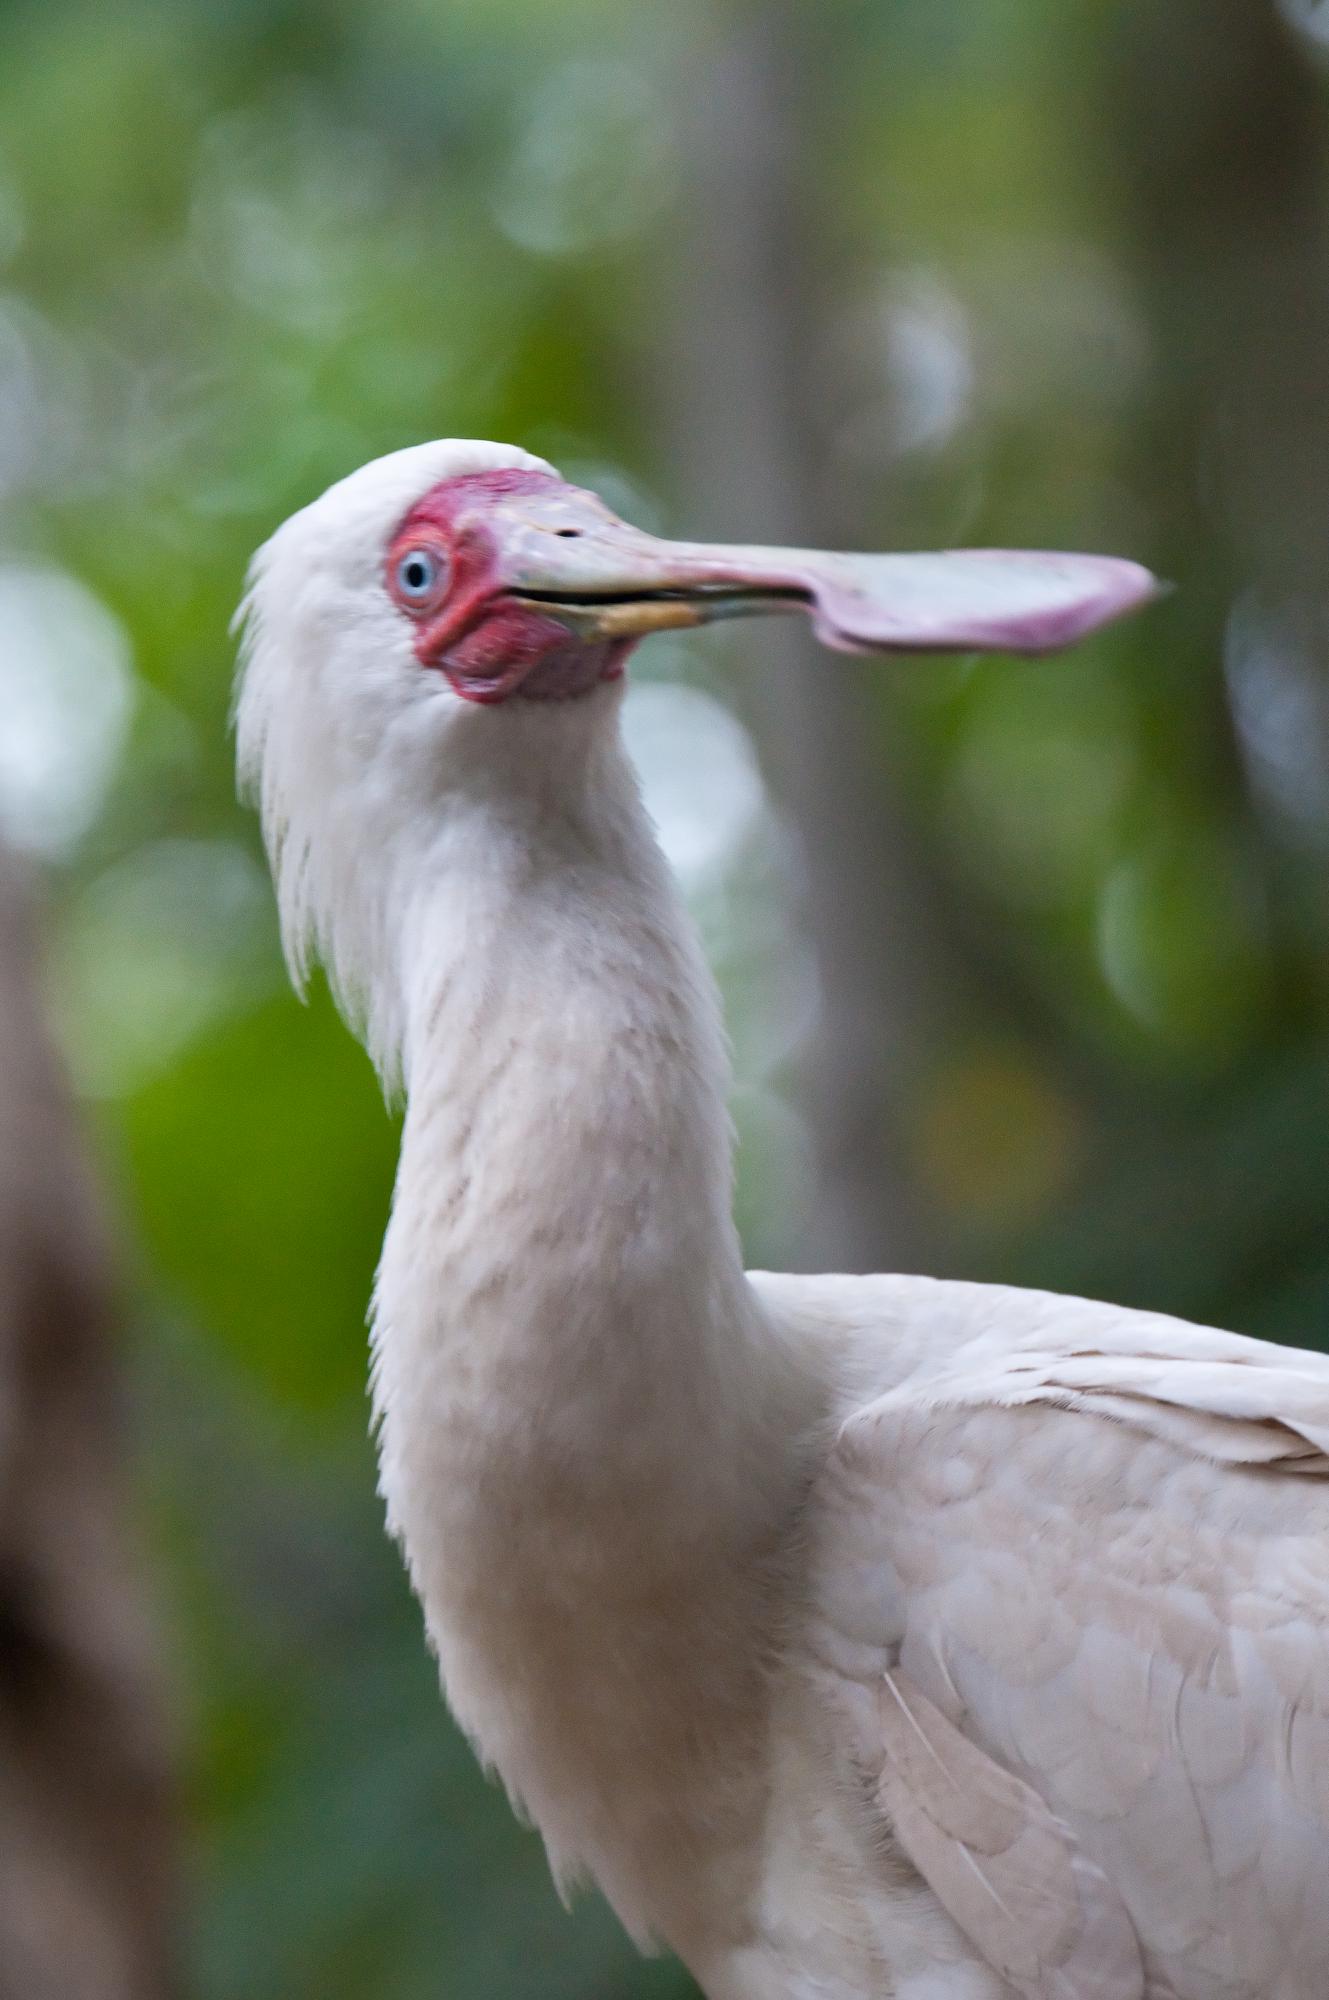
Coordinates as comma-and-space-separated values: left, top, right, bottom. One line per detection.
235, 436, 1157, 1067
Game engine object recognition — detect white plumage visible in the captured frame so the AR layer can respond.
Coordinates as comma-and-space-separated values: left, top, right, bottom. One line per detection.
237, 440, 1329, 1999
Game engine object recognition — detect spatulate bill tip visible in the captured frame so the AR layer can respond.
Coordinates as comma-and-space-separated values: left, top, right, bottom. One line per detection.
801, 549, 1164, 659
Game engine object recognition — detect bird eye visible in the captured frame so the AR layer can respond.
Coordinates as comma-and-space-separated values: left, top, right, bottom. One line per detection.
394, 547, 446, 605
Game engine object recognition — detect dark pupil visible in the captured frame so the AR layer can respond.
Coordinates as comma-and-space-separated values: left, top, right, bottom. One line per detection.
404, 557, 430, 592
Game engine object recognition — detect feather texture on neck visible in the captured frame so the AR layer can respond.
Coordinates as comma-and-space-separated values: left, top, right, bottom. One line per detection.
373, 686, 787, 1537
361, 687, 807, 1929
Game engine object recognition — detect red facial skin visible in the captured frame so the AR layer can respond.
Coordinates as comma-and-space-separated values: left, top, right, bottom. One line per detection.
385, 470, 631, 704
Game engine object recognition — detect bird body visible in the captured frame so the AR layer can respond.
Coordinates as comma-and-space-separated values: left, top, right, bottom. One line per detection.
238, 440, 1329, 1998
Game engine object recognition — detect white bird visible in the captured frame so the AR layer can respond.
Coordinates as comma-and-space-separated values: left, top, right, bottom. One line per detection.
235, 438, 1329, 2000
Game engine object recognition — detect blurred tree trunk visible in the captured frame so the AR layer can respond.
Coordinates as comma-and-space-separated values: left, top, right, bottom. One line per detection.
655, 0, 944, 1273
1018, 0, 1329, 1330
1107, 0, 1329, 844
0, 855, 177, 2000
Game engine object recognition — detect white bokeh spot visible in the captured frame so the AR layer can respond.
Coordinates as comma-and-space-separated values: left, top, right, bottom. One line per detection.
622, 681, 765, 890
1278, 0, 1329, 53
0, 564, 135, 857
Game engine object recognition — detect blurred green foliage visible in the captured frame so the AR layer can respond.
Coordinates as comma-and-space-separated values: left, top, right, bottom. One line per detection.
1, 0, 1327, 1994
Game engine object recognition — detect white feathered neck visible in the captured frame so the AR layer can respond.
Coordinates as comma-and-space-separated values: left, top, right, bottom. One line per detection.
358, 685, 808, 1933
367, 683, 791, 1522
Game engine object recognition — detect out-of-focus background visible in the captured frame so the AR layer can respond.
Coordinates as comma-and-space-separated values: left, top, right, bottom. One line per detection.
1, 0, 1327, 1994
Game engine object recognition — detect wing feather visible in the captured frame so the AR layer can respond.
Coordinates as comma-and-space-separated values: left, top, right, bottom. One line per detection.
905, 1348, 1329, 1472
790, 1275, 1329, 1999
873, 1668, 1144, 1999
